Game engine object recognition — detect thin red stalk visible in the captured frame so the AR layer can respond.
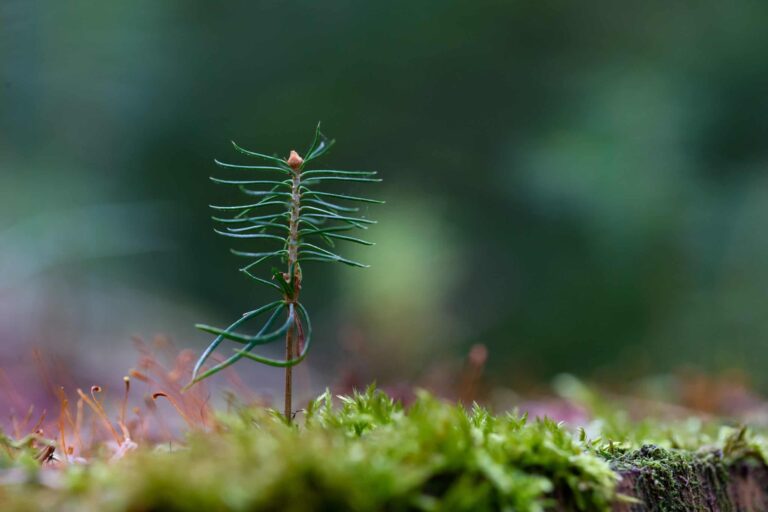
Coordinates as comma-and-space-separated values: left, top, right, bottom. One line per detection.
57, 395, 69, 461
76, 387, 122, 445
12, 404, 34, 439
152, 392, 196, 429
120, 376, 130, 428
32, 409, 47, 434
74, 398, 84, 454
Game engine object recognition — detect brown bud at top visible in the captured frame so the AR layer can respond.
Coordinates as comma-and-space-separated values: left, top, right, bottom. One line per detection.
286, 150, 304, 171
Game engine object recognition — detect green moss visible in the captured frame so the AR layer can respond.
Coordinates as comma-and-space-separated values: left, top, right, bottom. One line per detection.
0, 388, 617, 512
2, 387, 768, 512
608, 445, 731, 511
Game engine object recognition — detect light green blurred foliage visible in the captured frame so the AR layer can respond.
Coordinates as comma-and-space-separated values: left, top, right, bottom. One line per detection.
514, 70, 691, 241
340, 197, 463, 374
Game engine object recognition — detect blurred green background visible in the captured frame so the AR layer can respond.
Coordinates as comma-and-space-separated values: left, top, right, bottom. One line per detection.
2, 1, 768, 396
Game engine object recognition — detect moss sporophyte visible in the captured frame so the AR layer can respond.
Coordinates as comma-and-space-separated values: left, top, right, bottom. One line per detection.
185, 125, 383, 422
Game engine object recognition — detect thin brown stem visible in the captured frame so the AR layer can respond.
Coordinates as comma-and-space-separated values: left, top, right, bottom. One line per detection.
284, 324, 294, 420
283, 150, 304, 423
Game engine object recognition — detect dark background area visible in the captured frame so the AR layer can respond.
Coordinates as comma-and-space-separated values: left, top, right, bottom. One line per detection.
2, 1, 768, 398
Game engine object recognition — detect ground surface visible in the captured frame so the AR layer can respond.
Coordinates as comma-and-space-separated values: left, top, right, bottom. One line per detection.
2, 387, 768, 511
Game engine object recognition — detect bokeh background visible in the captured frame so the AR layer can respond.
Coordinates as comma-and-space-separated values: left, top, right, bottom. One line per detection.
2, 1, 768, 404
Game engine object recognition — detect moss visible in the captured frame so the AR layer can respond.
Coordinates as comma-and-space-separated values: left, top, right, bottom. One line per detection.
0, 388, 617, 512
594, 424, 768, 511
608, 445, 731, 511
2, 388, 768, 512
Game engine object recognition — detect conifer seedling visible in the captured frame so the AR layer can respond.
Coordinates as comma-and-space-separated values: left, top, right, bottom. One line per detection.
186, 125, 382, 421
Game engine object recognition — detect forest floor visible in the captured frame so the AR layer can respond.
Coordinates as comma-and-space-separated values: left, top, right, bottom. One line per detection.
3, 375, 768, 512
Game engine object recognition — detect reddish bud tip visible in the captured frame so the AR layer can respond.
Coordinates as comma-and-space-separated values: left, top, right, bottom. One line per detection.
286, 150, 304, 171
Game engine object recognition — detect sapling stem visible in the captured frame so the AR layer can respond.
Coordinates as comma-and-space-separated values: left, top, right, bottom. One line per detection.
283, 150, 304, 422
284, 327, 294, 420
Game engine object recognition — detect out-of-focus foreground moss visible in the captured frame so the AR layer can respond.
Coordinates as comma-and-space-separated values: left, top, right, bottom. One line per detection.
1, 388, 767, 512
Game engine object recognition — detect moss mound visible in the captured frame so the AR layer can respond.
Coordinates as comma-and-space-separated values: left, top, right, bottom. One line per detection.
2, 388, 768, 512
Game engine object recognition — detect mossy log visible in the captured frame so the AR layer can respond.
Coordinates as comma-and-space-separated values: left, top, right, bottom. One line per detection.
607, 445, 768, 512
